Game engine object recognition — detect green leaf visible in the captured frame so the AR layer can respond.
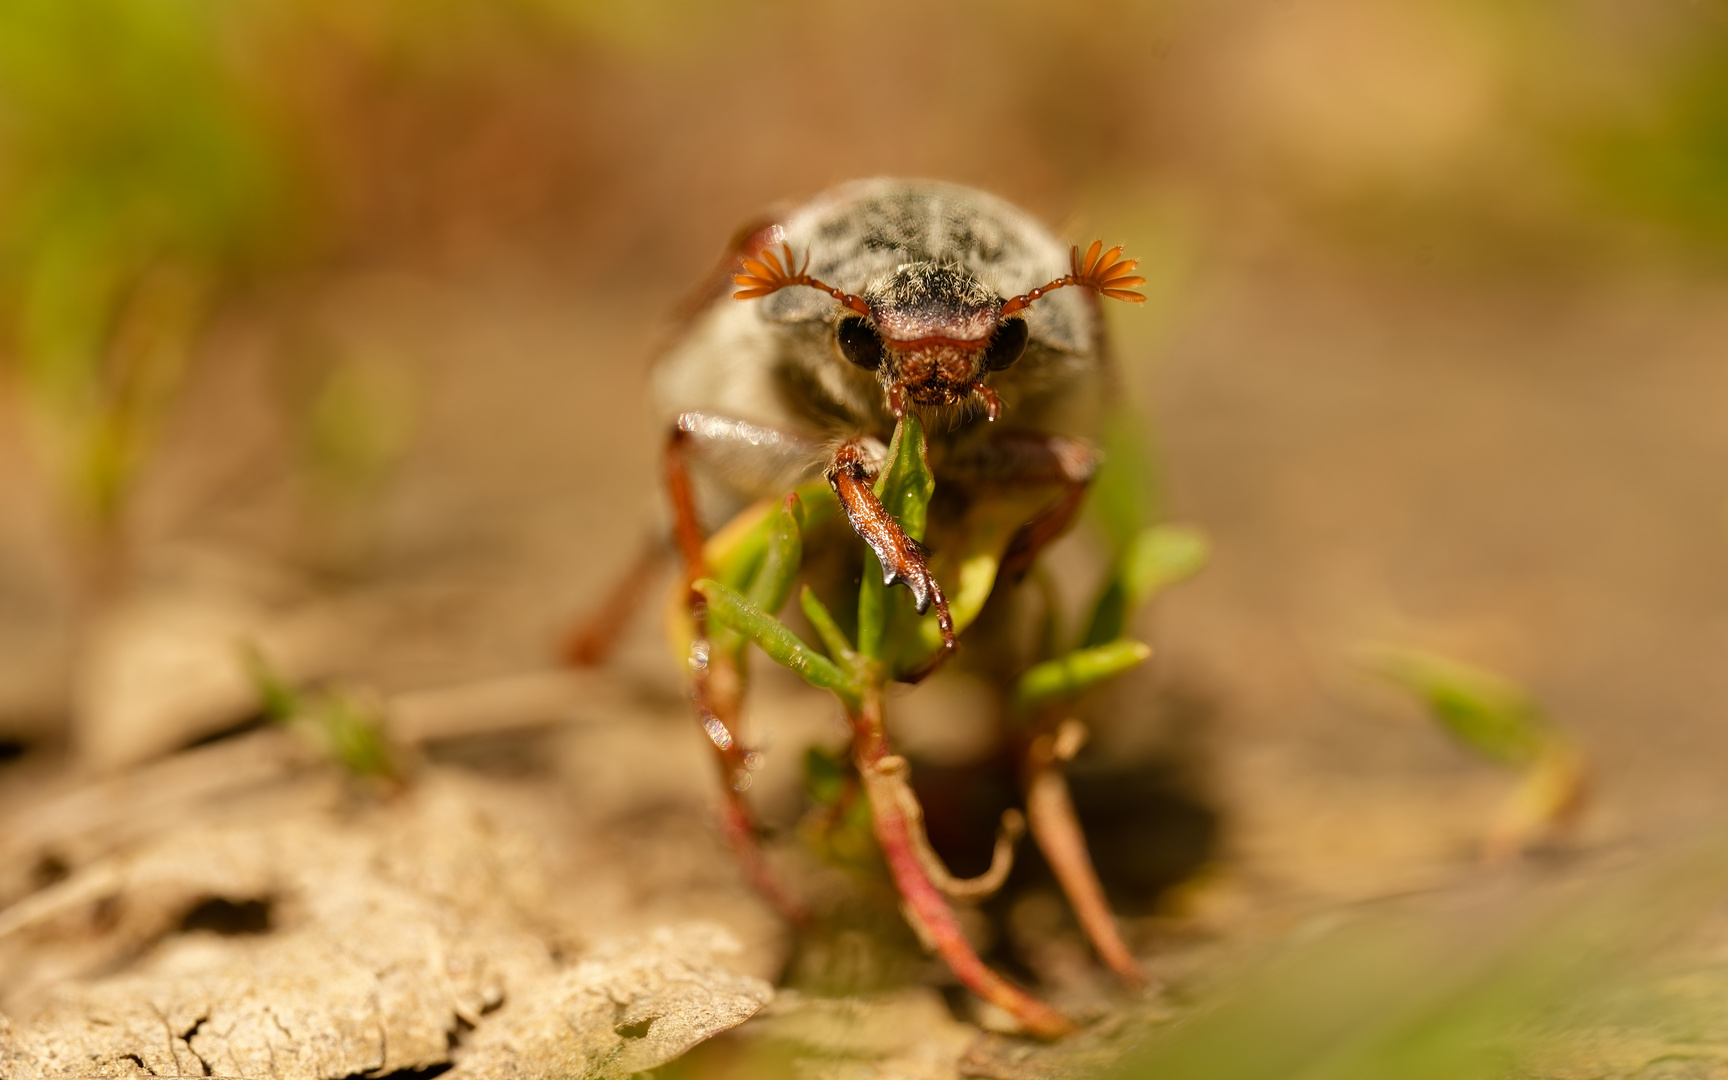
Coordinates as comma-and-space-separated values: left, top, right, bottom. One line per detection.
697, 578, 855, 701
898, 536, 1004, 665
873, 414, 934, 543
858, 550, 887, 660
746, 493, 805, 615
706, 500, 776, 591
711, 493, 805, 661
1083, 524, 1210, 647
1123, 524, 1209, 603
898, 491, 1040, 665
1012, 639, 1153, 712
707, 481, 835, 591
1361, 645, 1550, 768
857, 416, 935, 661
1088, 408, 1162, 555
800, 585, 854, 660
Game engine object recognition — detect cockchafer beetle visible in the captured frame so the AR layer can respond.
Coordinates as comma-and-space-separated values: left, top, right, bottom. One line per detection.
572, 179, 1152, 1036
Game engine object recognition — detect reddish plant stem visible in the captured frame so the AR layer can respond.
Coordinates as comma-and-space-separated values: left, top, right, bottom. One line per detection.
1024, 729, 1148, 989
852, 684, 1074, 1039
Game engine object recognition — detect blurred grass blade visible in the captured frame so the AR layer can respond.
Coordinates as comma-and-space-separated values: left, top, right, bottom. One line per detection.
241, 643, 299, 722
1088, 407, 1163, 555
1105, 832, 1728, 1080
0, 0, 302, 541
1012, 639, 1151, 712
1122, 524, 1209, 603
1361, 644, 1549, 768
1486, 739, 1589, 864
1084, 523, 1210, 647
315, 691, 397, 780
697, 577, 854, 700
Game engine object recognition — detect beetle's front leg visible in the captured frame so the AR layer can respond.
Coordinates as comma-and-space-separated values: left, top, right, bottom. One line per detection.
827, 439, 957, 666
665, 416, 817, 923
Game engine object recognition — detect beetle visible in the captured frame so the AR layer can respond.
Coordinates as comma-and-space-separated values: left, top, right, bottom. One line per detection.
578, 179, 1150, 1034
657, 179, 1143, 652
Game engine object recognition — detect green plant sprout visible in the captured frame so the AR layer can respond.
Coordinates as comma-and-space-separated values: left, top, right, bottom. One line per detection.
243, 645, 400, 783
1360, 644, 1587, 863
692, 414, 1208, 1036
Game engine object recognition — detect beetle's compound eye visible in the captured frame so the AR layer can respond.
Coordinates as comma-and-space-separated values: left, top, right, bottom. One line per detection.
836, 316, 884, 370
982, 318, 1029, 371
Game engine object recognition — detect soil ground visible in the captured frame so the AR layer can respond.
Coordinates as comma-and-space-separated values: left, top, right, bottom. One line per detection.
4, 212, 1728, 1077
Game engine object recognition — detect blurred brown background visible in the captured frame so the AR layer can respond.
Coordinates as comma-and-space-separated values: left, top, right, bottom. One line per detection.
3, 0, 1728, 907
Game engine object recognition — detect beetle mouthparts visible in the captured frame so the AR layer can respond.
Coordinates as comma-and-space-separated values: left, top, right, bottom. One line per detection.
969, 381, 1002, 421
881, 376, 1001, 422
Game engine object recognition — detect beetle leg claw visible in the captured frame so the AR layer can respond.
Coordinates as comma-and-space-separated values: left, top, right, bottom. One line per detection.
827, 440, 958, 662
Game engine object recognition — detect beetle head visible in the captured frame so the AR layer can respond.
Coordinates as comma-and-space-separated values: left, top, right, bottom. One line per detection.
733, 240, 1145, 421
828, 263, 1022, 418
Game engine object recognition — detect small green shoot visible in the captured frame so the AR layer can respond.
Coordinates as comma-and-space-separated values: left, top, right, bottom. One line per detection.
710, 493, 805, 661
696, 414, 1152, 1036
243, 644, 299, 724
800, 585, 855, 661
1361, 643, 1587, 859
694, 578, 856, 704
1360, 644, 1550, 768
1083, 523, 1210, 647
307, 690, 398, 781
241, 645, 399, 782
860, 413, 1010, 675
1013, 639, 1153, 713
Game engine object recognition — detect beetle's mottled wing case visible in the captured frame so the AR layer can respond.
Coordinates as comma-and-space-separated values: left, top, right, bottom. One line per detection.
758, 180, 1093, 357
